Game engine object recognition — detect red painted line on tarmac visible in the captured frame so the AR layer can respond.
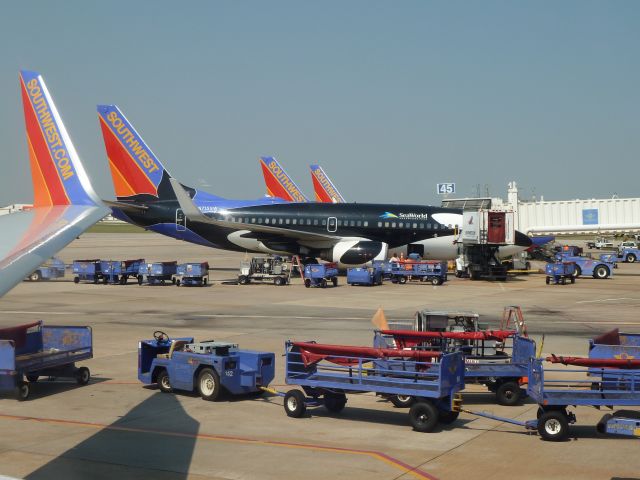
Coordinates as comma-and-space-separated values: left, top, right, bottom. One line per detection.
0, 413, 437, 479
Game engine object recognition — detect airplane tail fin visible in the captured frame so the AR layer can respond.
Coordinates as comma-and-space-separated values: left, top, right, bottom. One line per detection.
310, 164, 345, 203
259, 156, 307, 203
97, 104, 173, 200
20, 70, 100, 207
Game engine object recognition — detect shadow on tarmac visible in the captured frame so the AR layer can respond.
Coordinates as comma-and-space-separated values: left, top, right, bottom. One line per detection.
25, 392, 198, 479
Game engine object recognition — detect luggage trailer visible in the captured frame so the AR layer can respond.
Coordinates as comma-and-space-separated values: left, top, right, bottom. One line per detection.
278, 341, 465, 432
138, 261, 178, 285
0, 321, 93, 400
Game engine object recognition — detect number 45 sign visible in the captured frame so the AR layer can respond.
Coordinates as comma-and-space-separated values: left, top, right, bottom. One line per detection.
437, 183, 456, 195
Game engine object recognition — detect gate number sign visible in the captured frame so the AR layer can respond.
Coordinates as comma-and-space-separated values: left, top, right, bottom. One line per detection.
437, 183, 456, 195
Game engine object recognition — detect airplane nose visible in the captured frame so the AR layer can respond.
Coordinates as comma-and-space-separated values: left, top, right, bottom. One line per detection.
515, 231, 533, 248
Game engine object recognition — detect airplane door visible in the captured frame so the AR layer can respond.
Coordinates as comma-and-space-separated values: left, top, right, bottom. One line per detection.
176, 209, 186, 232
327, 217, 337, 233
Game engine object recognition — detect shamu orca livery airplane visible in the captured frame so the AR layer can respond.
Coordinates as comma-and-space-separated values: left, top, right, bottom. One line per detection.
97, 105, 530, 266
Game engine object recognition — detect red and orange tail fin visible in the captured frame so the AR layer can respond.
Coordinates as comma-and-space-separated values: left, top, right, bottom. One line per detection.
310, 164, 345, 203
20, 70, 99, 207
259, 156, 307, 203
97, 105, 167, 200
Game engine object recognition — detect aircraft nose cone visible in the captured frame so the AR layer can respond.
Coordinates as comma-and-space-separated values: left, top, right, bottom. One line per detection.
515, 231, 533, 248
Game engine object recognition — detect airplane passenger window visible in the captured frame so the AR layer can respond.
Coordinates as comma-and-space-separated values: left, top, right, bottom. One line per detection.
364, 221, 369, 227
279, 219, 283, 224
265, 218, 270, 224
286, 219, 290, 224
251, 218, 256, 223
292, 219, 297, 224
419, 223, 424, 229
272, 218, 277, 224
427, 223, 431, 229
392, 222, 396, 228
399, 222, 403, 228
377, 222, 382, 228
306, 219, 312, 225
384, 222, 389, 227
322, 219, 327, 226
337, 220, 342, 226
413, 223, 417, 229
350, 220, 355, 227
357, 221, 362, 227
258, 218, 263, 223
313, 219, 318, 225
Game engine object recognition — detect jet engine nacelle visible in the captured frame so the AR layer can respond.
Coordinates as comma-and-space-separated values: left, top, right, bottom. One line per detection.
323, 239, 388, 267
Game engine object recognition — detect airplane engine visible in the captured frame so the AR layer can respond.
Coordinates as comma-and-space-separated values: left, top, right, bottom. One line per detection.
323, 240, 388, 266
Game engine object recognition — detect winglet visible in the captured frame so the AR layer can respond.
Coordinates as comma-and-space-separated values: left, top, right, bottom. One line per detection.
20, 70, 99, 206
259, 156, 307, 203
310, 164, 345, 203
169, 177, 206, 220
97, 105, 167, 199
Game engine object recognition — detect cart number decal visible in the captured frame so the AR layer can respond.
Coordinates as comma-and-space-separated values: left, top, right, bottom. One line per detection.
225, 370, 234, 377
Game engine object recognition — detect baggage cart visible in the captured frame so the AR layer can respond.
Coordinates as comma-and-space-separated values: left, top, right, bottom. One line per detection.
176, 262, 209, 286
138, 261, 177, 285
303, 263, 338, 288
384, 261, 448, 286
72, 259, 102, 284
0, 321, 93, 400
545, 261, 576, 285
346, 261, 383, 286
281, 340, 465, 432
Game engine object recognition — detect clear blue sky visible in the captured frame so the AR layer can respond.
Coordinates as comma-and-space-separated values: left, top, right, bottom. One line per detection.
0, 1, 638, 205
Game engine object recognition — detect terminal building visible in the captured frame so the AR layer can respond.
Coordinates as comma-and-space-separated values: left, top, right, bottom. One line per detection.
443, 182, 640, 236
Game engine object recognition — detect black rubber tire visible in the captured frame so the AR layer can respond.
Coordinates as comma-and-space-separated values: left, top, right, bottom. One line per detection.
30, 271, 41, 282
120, 277, 127, 285
570, 276, 575, 284
320, 279, 327, 288
431, 277, 442, 286
102, 276, 108, 284
74, 276, 80, 284
409, 401, 439, 432
76, 367, 90, 385
561, 277, 566, 285
390, 395, 415, 408
627, 253, 636, 263
176, 279, 181, 287
203, 278, 208, 286
284, 389, 307, 418
438, 409, 460, 425
138, 276, 144, 285
274, 276, 284, 286
304, 279, 311, 288
545, 276, 550, 285
398, 276, 407, 285
197, 368, 221, 401
157, 369, 172, 393
496, 381, 521, 406
573, 265, 581, 278
26, 374, 39, 383
324, 393, 347, 413
331, 277, 338, 287
593, 265, 610, 279
16, 381, 30, 401
238, 275, 249, 285
537, 410, 569, 441
596, 413, 612, 434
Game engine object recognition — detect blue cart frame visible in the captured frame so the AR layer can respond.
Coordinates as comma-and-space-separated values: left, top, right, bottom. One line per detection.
138, 261, 178, 285
282, 340, 465, 432
303, 263, 338, 288
72, 259, 102, 284
384, 261, 448, 286
545, 261, 576, 285
175, 262, 209, 287
0, 321, 93, 400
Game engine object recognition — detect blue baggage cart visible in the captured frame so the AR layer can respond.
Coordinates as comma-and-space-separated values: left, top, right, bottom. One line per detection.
118, 259, 145, 285
303, 263, 338, 288
138, 261, 178, 285
100, 260, 122, 284
346, 262, 383, 286
545, 261, 576, 284
0, 321, 93, 400
175, 262, 209, 286
26, 257, 66, 282
281, 340, 465, 432
137, 331, 275, 399
385, 261, 448, 286
374, 330, 535, 406
72, 259, 102, 284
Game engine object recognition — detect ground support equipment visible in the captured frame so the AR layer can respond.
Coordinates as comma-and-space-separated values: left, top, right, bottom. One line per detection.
545, 261, 576, 285
176, 262, 209, 286
303, 263, 338, 288
138, 261, 178, 285
72, 259, 102, 284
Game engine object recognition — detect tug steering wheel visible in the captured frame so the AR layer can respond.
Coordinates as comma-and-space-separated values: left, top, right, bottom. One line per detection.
153, 330, 170, 344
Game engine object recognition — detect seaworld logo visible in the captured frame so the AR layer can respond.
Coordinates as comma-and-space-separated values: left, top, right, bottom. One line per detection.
380, 212, 430, 220
379, 212, 399, 219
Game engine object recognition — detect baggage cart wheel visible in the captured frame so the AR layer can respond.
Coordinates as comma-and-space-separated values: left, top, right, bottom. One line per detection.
76, 367, 91, 385
26, 374, 39, 383
304, 279, 311, 288
120, 277, 127, 285
284, 389, 307, 418
572, 265, 581, 278
274, 276, 284, 286
324, 393, 347, 413
398, 276, 407, 285
438, 409, 460, 425
157, 369, 172, 393
390, 395, 415, 408
176, 279, 181, 287
16, 381, 30, 401
431, 277, 442, 286
628, 253, 636, 263
537, 410, 569, 441
409, 401, 439, 432
203, 278, 208, 285
593, 265, 610, 279
238, 275, 249, 285
197, 368, 221, 401
29, 271, 41, 282
331, 277, 338, 287
560, 277, 566, 285
137, 276, 143, 285
570, 276, 575, 284
74, 276, 80, 284
320, 279, 327, 288
496, 381, 521, 406
545, 276, 550, 285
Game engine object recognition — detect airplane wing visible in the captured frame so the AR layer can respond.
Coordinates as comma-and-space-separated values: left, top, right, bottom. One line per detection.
169, 178, 338, 248
0, 70, 109, 297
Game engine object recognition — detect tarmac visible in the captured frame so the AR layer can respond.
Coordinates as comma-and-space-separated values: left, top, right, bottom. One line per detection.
1, 233, 639, 480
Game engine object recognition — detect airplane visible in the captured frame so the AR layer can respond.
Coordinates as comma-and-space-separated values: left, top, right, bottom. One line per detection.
0, 71, 109, 297
97, 104, 531, 267
310, 164, 346, 203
